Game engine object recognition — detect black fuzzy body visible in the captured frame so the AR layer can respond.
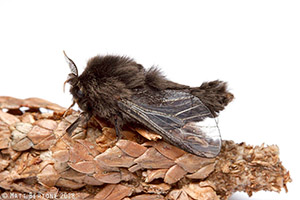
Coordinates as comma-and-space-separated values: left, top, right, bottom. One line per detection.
71, 55, 232, 124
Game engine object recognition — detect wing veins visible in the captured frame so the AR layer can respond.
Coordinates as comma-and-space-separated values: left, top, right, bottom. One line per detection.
182, 113, 212, 121
174, 104, 201, 117
162, 96, 191, 103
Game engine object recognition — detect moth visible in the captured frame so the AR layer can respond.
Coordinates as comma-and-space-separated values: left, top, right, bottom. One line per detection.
63, 51, 233, 158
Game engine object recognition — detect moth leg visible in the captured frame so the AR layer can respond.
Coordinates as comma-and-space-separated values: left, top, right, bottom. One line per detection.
62, 100, 75, 118
114, 115, 122, 141
53, 112, 91, 146
66, 112, 91, 135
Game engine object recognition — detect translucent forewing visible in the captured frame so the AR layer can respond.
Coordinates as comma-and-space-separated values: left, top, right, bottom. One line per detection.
118, 90, 221, 158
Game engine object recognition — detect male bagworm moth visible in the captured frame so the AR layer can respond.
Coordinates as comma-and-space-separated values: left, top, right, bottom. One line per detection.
63, 51, 233, 158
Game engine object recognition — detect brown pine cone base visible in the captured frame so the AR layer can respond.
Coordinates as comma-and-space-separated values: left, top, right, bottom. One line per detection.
0, 97, 291, 200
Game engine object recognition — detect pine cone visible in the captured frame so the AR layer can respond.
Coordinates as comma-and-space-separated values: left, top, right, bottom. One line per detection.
0, 96, 291, 200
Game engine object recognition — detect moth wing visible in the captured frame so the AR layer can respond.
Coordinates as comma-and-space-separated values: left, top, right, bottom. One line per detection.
118, 90, 221, 158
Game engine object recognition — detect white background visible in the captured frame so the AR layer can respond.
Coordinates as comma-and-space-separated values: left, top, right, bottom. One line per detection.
0, 1, 299, 199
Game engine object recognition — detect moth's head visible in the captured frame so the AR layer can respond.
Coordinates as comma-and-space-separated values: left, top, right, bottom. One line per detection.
63, 51, 89, 111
